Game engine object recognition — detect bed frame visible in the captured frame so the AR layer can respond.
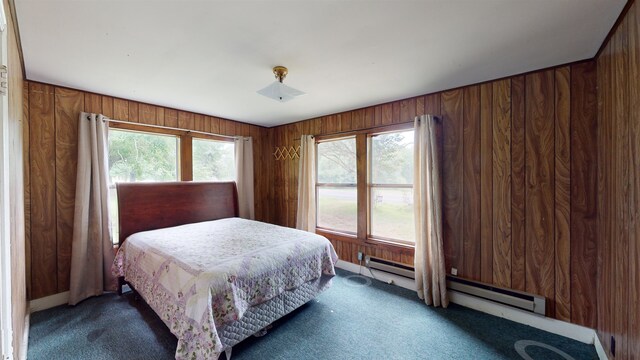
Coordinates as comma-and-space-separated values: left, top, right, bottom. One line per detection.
116, 181, 239, 294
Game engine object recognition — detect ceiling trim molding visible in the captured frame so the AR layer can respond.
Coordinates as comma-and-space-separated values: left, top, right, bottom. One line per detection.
595, 0, 635, 58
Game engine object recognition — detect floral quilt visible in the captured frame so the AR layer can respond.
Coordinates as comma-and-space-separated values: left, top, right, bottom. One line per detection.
112, 217, 338, 359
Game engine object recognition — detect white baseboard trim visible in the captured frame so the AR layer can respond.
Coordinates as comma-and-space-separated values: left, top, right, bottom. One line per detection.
593, 332, 609, 360
449, 290, 595, 344
29, 291, 69, 313
19, 313, 29, 360
335, 260, 598, 346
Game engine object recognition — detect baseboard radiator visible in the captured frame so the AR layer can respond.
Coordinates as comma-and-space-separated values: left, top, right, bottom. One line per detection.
363, 256, 545, 316
447, 276, 546, 315
365, 256, 415, 279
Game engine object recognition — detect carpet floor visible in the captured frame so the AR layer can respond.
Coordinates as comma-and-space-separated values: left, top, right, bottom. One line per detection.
28, 269, 597, 359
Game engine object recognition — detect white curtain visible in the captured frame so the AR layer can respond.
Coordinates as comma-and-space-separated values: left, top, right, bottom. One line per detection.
414, 115, 448, 308
235, 136, 255, 219
69, 113, 115, 305
296, 135, 316, 232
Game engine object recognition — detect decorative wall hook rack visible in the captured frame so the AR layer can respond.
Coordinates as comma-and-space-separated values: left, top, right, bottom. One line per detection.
273, 145, 300, 160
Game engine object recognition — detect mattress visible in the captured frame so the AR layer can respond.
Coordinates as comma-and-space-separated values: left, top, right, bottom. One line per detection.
112, 218, 337, 360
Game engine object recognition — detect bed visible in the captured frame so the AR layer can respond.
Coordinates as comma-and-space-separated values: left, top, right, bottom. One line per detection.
111, 182, 337, 360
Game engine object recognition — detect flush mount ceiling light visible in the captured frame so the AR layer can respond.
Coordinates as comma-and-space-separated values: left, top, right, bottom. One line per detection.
257, 66, 305, 103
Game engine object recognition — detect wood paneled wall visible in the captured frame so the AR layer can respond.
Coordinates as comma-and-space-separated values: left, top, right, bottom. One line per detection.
24, 82, 272, 300
6, 0, 27, 356
270, 61, 598, 326
596, 1, 640, 357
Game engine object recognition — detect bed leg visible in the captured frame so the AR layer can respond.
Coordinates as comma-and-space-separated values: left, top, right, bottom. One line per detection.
224, 347, 232, 360
117, 276, 124, 296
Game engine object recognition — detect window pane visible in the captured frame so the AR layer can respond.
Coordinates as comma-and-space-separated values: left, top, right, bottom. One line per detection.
192, 138, 235, 181
370, 187, 415, 242
317, 187, 357, 233
108, 129, 179, 243
317, 138, 356, 184
371, 130, 414, 185
108, 129, 179, 182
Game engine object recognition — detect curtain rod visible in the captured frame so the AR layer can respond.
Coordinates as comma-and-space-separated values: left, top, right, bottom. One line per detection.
101, 116, 242, 140
310, 114, 441, 139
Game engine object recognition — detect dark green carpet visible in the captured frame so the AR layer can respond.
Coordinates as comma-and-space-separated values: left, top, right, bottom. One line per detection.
28, 269, 597, 359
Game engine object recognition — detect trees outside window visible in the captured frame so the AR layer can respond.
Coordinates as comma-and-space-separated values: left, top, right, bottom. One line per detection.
192, 138, 235, 181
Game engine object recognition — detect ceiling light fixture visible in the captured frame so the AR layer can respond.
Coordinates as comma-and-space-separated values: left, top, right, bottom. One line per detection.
257, 66, 305, 103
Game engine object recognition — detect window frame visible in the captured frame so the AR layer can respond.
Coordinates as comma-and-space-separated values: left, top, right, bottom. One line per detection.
314, 122, 415, 249
367, 129, 415, 246
108, 121, 234, 181
314, 136, 358, 235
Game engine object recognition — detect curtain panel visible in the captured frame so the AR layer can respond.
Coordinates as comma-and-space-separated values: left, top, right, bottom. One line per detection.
69, 112, 115, 305
414, 114, 448, 308
296, 135, 316, 231
234, 136, 255, 219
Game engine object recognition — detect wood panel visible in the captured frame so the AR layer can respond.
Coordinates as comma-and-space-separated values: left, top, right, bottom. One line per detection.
628, 3, 640, 357
492, 79, 511, 288
479, 83, 494, 284
598, 39, 614, 353
113, 98, 129, 121
570, 61, 598, 328
554, 66, 571, 321
85, 93, 101, 114
101, 96, 113, 118
525, 70, 556, 316
54, 88, 83, 292
140, 103, 156, 125
511, 76, 526, 292
128, 101, 139, 123
23, 82, 31, 301
441, 89, 464, 274
29, 82, 58, 299
462, 86, 481, 280
613, 13, 630, 359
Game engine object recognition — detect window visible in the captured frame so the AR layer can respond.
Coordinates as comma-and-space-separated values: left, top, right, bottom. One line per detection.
316, 137, 357, 233
192, 138, 235, 181
369, 130, 415, 244
314, 125, 415, 246
108, 129, 180, 243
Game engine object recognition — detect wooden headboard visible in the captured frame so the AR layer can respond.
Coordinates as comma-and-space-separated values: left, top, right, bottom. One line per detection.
116, 181, 238, 246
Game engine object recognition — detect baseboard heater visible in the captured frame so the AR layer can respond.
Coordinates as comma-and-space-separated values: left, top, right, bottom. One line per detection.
365, 256, 415, 279
447, 276, 546, 315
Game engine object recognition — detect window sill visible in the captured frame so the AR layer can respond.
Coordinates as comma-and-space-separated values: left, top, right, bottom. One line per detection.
315, 228, 415, 254
315, 228, 357, 242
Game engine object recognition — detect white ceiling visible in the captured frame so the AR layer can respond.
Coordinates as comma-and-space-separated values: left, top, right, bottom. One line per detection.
16, 0, 625, 127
